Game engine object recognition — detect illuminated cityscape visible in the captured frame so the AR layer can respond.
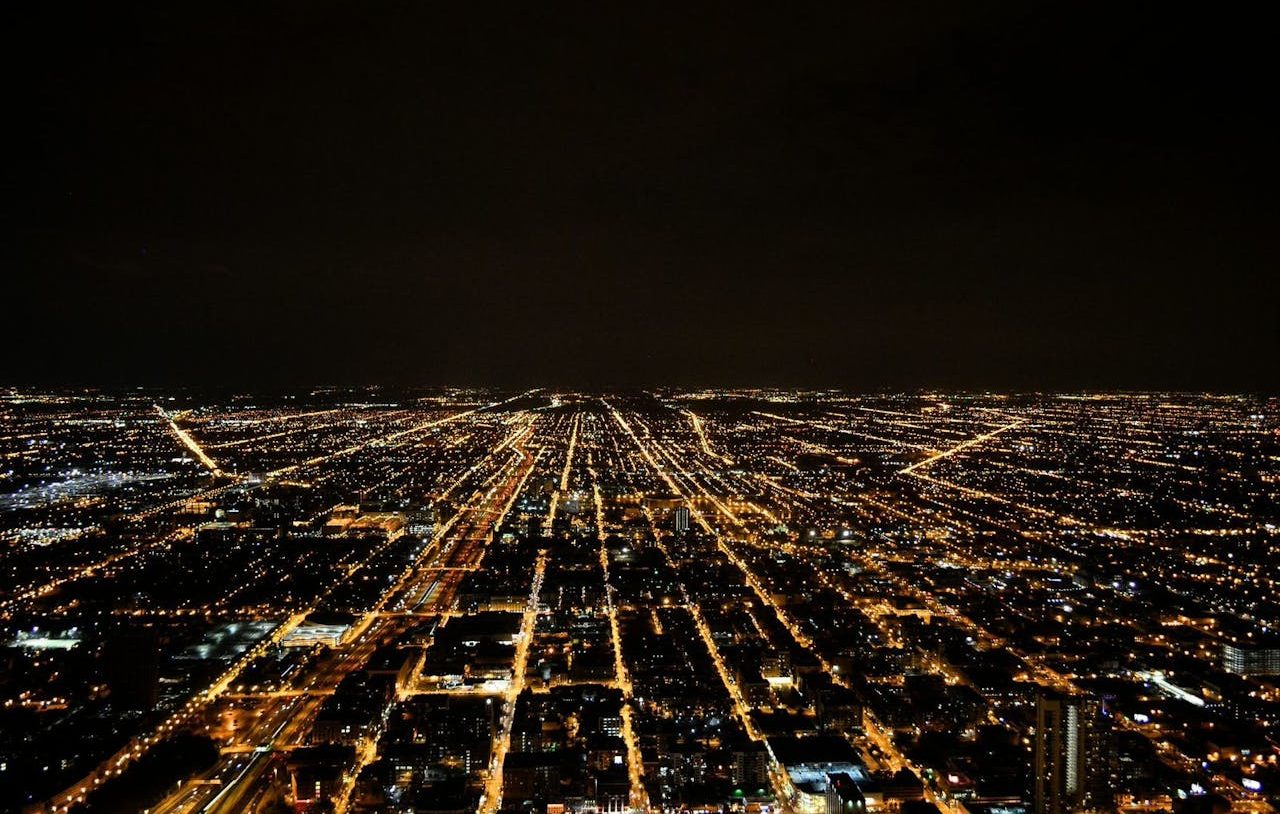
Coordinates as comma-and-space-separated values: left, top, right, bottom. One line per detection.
5, 2, 1277, 812
1, 388, 1276, 814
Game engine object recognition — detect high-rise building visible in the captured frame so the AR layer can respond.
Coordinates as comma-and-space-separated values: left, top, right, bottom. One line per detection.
674, 505, 691, 533
1222, 640, 1280, 676
1034, 693, 1110, 814
732, 741, 769, 789
826, 772, 867, 814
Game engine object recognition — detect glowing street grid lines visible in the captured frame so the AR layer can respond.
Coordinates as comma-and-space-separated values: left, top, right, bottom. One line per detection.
156, 405, 225, 477
590, 471, 650, 813
1, 389, 1276, 814
480, 550, 548, 814
897, 417, 1030, 475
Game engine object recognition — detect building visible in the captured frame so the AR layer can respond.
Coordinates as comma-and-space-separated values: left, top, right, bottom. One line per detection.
288, 745, 356, 811
1034, 693, 1110, 814
827, 772, 867, 814
815, 683, 863, 733
283, 612, 359, 647
732, 741, 770, 790
674, 505, 691, 534
1222, 640, 1280, 676
502, 751, 561, 801
769, 735, 873, 814
405, 507, 435, 537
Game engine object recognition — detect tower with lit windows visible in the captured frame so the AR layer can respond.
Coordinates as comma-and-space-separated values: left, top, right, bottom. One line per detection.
1034, 692, 1111, 814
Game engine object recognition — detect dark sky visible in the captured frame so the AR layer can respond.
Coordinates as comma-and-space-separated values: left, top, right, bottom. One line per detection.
4, 1, 1276, 390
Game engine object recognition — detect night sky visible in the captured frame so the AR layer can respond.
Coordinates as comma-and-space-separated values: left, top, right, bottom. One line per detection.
5, 2, 1276, 390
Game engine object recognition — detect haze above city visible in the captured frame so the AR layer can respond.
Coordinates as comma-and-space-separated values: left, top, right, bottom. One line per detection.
4, 3, 1276, 390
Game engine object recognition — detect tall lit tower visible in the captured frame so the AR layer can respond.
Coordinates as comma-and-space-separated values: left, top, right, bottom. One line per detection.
1034, 693, 1109, 814
673, 505, 691, 534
